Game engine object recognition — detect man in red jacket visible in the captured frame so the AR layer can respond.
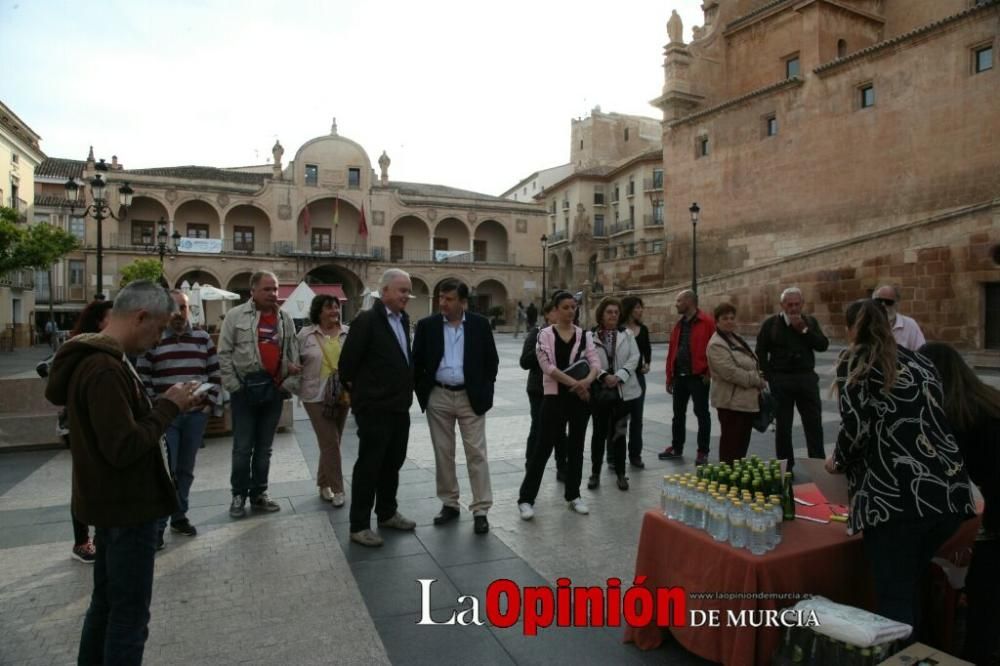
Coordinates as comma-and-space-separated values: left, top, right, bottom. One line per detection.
659, 290, 716, 466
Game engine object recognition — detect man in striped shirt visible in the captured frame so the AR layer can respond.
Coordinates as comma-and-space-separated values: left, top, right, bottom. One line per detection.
137, 289, 221, 549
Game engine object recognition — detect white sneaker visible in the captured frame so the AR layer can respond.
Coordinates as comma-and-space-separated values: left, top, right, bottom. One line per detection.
518, 503, 535, 521
569, 498, 589, 515
319, 487, 335, 502
331, 492, 345, 507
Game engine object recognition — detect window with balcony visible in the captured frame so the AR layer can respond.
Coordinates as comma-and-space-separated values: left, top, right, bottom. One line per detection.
594, 214, 605, 236
627, 177, 635, 197
629, 205, 635, 223
234, 226, 255, 252
474, 240, 487, 262
652, 169, 663, 189
653, 200, 664, 224
624, 127, 630, 141
10, 152, 18, 164
69, 217, 86, 241
311, 228, 332, 251
613, 185, 620, 203
348, 168, 361, 189
69, 260, 85, 287
187, 224, 209, 239
10, 181, 19, 210
390, 235, 404, 261
433, 237, 449, 252
304, 164, 319, 186
132, 220, 155, 246
594, 189, 605, 205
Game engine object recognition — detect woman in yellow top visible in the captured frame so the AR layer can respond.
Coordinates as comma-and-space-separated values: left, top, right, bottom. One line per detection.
297, 294, 350, 506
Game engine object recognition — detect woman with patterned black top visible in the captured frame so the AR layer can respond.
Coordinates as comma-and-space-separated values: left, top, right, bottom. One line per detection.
825, 299, 976, 632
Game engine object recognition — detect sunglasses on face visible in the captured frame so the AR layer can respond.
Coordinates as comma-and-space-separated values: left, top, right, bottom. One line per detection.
875, 298, 896, 307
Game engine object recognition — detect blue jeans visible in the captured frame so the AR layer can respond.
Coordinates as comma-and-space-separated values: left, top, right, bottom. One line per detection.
78, 521, 158, 665
230, 391, 284, 498
159, 411, 208, 530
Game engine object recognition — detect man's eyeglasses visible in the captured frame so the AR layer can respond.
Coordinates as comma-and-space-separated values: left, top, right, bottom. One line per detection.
875, 298, 896, 307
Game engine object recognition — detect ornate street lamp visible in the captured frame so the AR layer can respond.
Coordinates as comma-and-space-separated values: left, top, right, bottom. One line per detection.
64, 159, 134, 300
146, 216, 182, 269
689, 202, 700, 295
540, 234, 548, 305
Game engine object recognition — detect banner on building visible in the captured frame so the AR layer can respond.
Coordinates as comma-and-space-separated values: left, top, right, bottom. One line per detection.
177, 238, 223, 254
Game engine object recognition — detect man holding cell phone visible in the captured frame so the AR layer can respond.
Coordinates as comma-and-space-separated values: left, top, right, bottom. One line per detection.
137, 289, 222, 549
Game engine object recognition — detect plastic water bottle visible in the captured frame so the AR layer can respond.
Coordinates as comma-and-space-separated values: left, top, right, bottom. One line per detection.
749, 507, 767, 555
698, 484, 711, 531
769, 497, 783, 546
728, 500, 747, 549
680, 482, 693, 526
706, 494, 719, 540
761, 504, 776, 551
714, 494, 729, 542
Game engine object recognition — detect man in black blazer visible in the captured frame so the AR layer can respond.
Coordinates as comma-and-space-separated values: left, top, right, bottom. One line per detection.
413, 279, 499, 534
339, 269, 417, 547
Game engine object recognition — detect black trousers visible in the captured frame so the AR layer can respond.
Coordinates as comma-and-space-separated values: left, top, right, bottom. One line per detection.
671, 374, 711, 454
769, 372, 825, 463
963, 538, 1000, 665
862, 514, 963, 634
349, 410, 409, 533
526, 391, 566, 472
519, 393, 589, 504
591, 399, 632, 475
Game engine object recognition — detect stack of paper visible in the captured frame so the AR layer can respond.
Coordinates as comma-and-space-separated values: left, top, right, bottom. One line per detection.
792, 596, 912, 647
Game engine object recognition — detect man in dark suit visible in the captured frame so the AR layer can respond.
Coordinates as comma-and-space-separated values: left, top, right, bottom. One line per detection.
339, 269, 417, 547
413, 279, 500, 535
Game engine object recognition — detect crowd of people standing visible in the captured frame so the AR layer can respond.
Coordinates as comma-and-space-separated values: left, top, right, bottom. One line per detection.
44, 271, 995, 664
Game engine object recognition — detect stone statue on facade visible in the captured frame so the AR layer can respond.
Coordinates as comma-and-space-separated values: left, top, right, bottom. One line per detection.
378, 151, 391, 185
272, 140, 284, 165
573, 203, 591, 239
667, 10, 684, 45
330, 117, 338, 135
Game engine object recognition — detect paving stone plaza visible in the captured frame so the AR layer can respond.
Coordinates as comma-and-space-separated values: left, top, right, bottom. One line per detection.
0, 334, 967, 665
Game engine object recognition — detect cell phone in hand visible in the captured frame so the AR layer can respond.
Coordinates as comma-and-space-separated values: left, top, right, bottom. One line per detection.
193, 383, 214, 396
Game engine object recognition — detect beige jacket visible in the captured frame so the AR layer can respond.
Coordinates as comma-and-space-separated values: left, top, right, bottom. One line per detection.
707, 332, 764, 412
218, 300, 300, 395
296, 323, 349, 403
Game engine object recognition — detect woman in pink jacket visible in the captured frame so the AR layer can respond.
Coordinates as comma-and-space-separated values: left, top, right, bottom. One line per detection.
517, 291, 600, 519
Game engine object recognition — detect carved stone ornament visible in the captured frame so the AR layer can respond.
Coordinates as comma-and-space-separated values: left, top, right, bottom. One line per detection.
516, 219, 528, 233
373, 211, 385, 226
165, 189, 178, 203
467, 211, 478, 224
278, 204, 292, 220
217, 193, 230, 208
426, 208, 437, 221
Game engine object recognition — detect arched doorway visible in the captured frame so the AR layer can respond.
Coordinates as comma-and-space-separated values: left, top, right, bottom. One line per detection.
390, 216, 431, 262
475, 279, 509, 324
175, 200, 221, 242
226, 272, 253, 304
561, 249, 574, 289
125, 196, 169, 248
433, 217, 471, 257
474, 219, 509, 263
410, 277, 431, 319
304, 264, 365, 321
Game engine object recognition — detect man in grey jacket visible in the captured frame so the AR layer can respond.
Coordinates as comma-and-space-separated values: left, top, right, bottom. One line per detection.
218, 271, 300, 518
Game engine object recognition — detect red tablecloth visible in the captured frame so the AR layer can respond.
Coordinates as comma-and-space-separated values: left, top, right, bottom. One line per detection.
623, 489, 981, 666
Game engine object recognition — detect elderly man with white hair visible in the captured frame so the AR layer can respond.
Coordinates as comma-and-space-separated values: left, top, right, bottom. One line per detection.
338, 268, 418, 547
872, 284, 926, 350
755, 287, 829, 470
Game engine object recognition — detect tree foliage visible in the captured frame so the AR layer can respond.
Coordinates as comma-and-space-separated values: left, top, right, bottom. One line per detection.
0, 206, 80, 274
119, 258, 164, 286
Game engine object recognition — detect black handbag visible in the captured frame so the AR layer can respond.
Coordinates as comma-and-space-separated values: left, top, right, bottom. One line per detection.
590, 378, 622, 407
753, 387, 776, 433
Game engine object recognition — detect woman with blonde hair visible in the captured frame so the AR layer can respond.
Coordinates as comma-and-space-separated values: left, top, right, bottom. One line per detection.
825, 299, 976, 632
297, 294, 350, 506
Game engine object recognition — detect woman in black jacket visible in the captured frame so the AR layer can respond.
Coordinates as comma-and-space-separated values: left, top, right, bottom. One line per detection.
521, 302, 560, 475
621, 296, 651, 468
919, 342, 999, 665
825, 299, 976, 632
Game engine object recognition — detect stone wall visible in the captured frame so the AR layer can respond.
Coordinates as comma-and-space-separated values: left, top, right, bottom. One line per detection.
616, 200, 1000, 348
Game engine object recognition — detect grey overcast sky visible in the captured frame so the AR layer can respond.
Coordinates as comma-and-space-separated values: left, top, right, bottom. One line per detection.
2, 0, 703, 196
